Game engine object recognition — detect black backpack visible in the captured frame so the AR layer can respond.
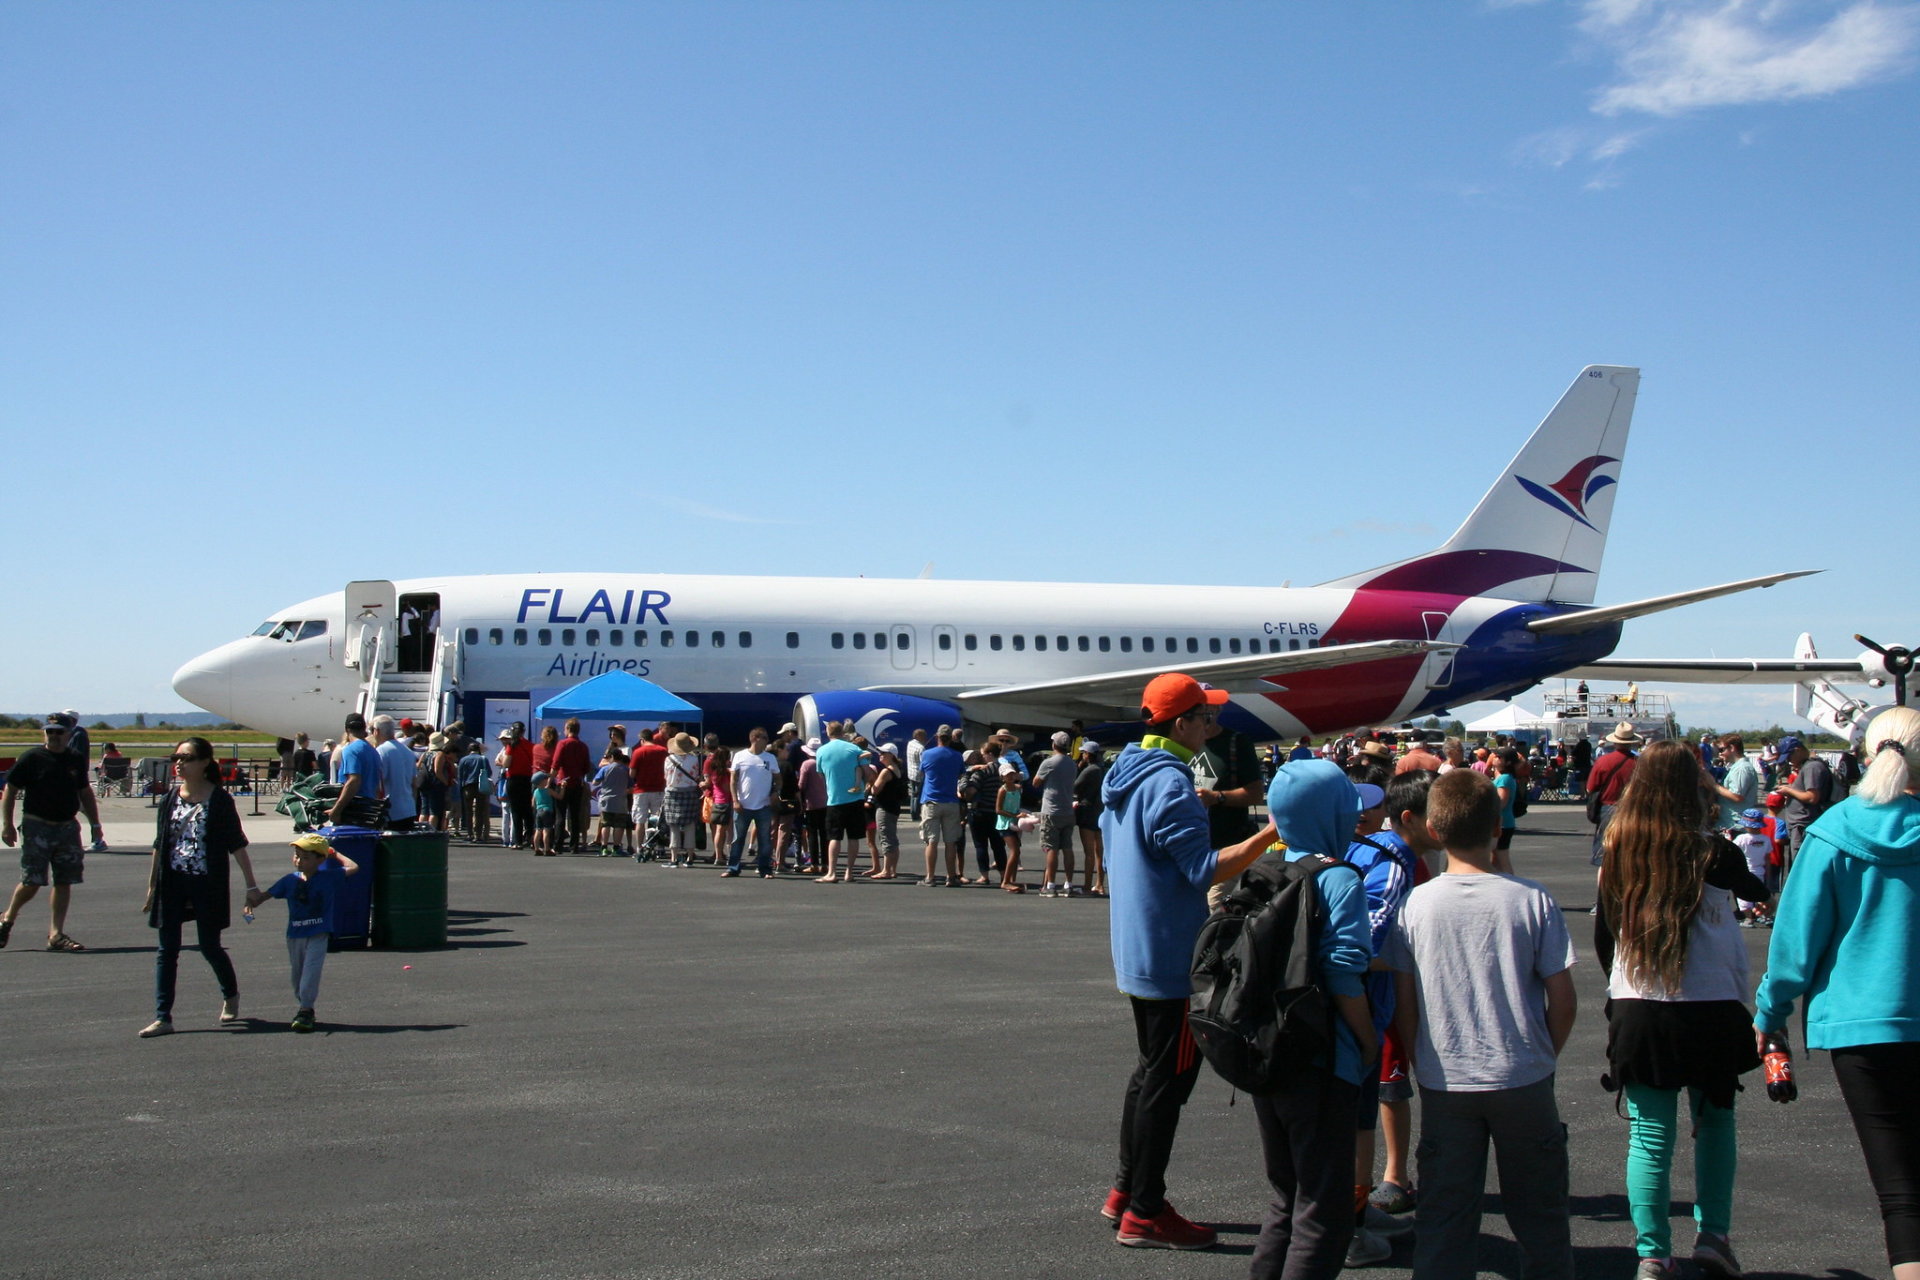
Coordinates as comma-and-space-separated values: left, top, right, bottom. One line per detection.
1188, 850, 1351, 1095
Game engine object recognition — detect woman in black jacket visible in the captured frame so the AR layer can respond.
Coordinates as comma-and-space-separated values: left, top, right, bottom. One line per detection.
140, 737, 260, 1038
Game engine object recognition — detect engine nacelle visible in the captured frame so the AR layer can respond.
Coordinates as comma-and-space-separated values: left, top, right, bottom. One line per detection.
792, 692, 963, 755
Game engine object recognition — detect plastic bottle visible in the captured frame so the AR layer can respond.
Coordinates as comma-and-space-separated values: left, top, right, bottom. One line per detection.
1762, 1036, 1797, 1103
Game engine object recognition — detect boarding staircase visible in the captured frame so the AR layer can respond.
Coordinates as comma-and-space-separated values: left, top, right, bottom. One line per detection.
356, 634, 462, 730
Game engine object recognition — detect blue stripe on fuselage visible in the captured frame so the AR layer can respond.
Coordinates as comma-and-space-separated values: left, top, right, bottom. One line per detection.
1407, 604, 1621, 718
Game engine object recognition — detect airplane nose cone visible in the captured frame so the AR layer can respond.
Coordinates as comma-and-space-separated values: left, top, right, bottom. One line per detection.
172, 651, 233, 720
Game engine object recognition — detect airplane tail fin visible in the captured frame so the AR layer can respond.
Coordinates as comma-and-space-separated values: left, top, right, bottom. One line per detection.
1320, 365, 1639, 604
1793, 632, 1876, 743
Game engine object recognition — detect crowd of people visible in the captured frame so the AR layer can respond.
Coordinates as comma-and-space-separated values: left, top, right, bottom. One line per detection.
4, 692, 1915, 1276
1097, 677, 1919, 1279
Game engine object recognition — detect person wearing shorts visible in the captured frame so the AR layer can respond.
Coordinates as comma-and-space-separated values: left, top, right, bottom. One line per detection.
812, 722, 871, 884
2, 716, 103, 952
1035, 731, 1079, 897
917, 727, 966, 886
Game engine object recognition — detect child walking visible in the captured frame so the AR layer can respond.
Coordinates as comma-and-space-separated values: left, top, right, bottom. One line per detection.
1386, 768, 1578, 1280
1597, 739, 1770, 1278
246, 832, 359, 1033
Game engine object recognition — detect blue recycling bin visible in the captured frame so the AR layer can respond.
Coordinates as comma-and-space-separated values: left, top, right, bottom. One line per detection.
318, 825, 381, 950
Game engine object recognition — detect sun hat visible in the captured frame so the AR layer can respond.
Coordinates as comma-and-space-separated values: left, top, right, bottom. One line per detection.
291, 834, 332, 855
1606, 724, 1644, 746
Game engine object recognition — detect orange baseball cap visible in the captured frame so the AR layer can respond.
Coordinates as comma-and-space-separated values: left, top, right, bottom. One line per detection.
1141, 673, 1230, 723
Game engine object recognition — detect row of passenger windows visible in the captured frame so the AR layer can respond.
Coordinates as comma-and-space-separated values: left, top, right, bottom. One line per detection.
468, 627, 754, 649
463, 626, 1324, 654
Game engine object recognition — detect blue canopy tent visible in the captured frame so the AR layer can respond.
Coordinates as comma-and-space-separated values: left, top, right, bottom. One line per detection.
533, 673, 704, 787
535, 670, 703, 722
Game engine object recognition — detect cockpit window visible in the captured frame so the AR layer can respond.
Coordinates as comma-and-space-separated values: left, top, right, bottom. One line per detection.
253, 621, 280, 637
295, 620, 327, 641
267, 621, 297, 641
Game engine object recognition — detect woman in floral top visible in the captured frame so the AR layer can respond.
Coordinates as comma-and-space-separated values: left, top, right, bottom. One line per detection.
140, 737, 259, 1038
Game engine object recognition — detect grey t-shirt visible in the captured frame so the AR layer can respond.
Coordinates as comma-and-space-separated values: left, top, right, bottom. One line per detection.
1385, 872, 1575, 1093
1034, 752, 1076, 817
1785, 756, 1832, 826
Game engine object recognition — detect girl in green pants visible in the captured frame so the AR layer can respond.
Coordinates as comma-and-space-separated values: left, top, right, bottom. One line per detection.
1596, 739, 1773, 1279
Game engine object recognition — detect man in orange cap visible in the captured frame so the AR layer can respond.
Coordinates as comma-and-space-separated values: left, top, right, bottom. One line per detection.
1097, 674, 1281, 1251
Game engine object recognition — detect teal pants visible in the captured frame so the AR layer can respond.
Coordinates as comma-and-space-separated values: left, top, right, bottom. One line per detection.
1623, 1082, 1737, 1257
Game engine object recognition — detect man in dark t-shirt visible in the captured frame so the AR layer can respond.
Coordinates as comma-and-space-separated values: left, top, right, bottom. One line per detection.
1773, 737, 1831, 874
1, 717, 104, 950
1191, 725, 1263, 847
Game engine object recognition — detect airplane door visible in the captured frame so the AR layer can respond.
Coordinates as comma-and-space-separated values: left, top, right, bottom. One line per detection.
932, 625, 958, 671
1423, 610, 1455, 689
397, 592, 441, 674
889, 624, 916, 671
344, 580, 397, 675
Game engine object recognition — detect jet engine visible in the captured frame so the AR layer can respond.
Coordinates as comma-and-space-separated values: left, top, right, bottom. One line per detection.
791, 692, 963, 755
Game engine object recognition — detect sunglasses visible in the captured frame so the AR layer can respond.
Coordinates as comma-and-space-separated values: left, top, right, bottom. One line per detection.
170, 753, 206, 764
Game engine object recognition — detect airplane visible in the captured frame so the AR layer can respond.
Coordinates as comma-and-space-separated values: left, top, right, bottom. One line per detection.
170, 364, 1872, 751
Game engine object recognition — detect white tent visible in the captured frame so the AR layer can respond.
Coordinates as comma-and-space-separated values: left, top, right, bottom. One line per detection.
1463, 704, 1555, 735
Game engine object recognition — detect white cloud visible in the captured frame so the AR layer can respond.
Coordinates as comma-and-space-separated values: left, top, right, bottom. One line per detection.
1583, 0, 1920, 116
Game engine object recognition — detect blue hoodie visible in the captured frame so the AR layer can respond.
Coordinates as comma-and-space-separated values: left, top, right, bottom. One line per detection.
1266, 761, 1374, 1085
1101, 741, 1218, 999
1755, 793, 1920, 1049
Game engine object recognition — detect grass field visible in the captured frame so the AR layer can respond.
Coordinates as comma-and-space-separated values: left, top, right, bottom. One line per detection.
0, 729, 281, 762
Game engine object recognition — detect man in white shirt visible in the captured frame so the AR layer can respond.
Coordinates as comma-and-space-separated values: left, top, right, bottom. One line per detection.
725, 728, 781, 879
906, 728, 928, 821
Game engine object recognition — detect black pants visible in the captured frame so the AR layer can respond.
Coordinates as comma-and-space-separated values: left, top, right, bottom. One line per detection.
801, 809, 827, 863
154, 914, 238, 1020
969, 812, 1001, 873
506, 778, 534, 847
1248, 1069, 1359, 1279
1116, 996, 1202, 1218
1832, 1041, 1920, 1266
560, 782, 590, 850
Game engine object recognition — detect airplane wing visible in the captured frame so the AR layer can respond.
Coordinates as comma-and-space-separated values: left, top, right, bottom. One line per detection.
1561, 657, 1874, 686
871, 639, 1451, 717
1525, 571, 1818, 635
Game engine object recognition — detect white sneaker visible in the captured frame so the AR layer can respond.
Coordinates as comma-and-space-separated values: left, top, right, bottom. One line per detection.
1344, 1225, 1392, 1266
1037, 883, 1055, 897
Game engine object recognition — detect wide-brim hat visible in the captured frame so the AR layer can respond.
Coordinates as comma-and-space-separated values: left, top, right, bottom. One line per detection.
1606, 724, 1643, 746
1358, 740, 1394, 761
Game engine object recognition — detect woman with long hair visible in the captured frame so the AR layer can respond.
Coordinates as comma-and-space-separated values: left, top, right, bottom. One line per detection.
1491, 746, 1522, 873
703, 735, 733, 865
1756, 707, 1920, 1280
1597, 738, 1770, 1278
140, 737, 261, 1038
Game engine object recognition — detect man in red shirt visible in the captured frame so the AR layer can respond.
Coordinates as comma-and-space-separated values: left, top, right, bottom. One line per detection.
1584, 723, 1641, 862
497, 726, 535, 849
551, 718, 594, 854
629, 731, 670, 860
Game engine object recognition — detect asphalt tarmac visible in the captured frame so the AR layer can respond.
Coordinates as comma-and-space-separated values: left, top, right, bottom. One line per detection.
1, 798, 1891, 1279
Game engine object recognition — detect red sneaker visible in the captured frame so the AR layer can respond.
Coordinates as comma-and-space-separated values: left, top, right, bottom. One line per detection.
1100, 1188, 1130, 1225
1115, 1204, 1218, 1250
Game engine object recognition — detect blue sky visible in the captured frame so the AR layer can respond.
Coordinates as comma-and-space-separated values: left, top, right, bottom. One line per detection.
4, 1, 1915, 728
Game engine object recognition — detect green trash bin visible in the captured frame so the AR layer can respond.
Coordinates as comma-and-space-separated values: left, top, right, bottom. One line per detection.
373, 830, 449, 948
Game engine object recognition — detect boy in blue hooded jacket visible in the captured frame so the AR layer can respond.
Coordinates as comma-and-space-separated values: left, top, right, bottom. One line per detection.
1097, 674, 1288, 1251
1245, 759, 1378, 1276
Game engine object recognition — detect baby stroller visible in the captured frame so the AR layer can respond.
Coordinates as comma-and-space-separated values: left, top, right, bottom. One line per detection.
637, 811, 672, 863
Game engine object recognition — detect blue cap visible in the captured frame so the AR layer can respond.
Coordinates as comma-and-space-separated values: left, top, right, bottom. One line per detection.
1355, 783, 1386, 810
1776, 736, 1804, 756
1738, 808, 1765, 829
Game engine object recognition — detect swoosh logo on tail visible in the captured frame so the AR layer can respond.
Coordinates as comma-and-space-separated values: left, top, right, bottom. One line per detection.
1515, 455, 1618, 530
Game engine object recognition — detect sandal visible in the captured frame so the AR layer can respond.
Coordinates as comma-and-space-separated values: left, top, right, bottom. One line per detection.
46, 933, 86, 952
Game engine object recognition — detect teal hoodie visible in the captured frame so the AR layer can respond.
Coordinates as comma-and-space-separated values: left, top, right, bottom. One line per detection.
1754, 793, 1920, 1049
